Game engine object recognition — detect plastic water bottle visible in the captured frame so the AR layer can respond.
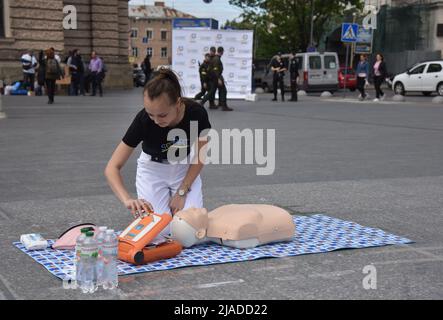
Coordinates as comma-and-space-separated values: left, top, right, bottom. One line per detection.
78, 231, 98, 293
95, 226, 107, 288
74, 227, 93, 284
102, 229, 119, 290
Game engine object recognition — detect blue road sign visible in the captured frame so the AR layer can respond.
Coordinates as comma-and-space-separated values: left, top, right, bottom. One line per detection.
307, 45, 317, 53
341, 23, 358, 43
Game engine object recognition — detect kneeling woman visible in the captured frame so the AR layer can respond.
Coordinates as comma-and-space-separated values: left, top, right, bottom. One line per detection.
105, 69, 211, 238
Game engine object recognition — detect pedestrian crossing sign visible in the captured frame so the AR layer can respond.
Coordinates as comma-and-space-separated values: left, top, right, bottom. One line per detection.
341, 23, 358, 43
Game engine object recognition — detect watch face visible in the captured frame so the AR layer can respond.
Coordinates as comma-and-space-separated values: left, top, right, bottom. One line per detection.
178, 190, 185, 196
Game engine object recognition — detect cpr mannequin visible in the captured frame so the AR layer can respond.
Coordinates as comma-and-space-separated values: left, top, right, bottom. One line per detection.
170, 204, 295, 249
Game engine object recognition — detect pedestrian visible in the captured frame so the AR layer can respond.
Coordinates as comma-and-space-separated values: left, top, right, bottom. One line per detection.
271, 52, 286, 101
200, 47, 217, 109
36, 50, 46, 96
44, 48, 63, 104
213, 47, 233, 111
49, 47, 62, 63
356, 54, 370, 101
67, 49, 85, 96
141, 54, 152, 85
104, 68, 212, 239
289, 52, 300, 102
21, 50, 38, 92
89, 51, 104, 97
372, 53, 387, 102
194, 53, 210, 101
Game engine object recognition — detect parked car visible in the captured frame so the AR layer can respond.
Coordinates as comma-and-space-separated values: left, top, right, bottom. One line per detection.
133, 67, 146, 87
338, 66, 357, 91
392, 60, 443, 96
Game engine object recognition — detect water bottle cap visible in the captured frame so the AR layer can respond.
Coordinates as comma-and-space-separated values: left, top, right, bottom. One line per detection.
85, 231, 94, 237
98, 226, 107, 231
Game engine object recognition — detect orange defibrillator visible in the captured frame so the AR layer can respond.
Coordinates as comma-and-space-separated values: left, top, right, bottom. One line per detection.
118, 212, 182, 265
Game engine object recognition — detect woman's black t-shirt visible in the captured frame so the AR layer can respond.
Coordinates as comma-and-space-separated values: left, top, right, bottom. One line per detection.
122, 98, 212, 161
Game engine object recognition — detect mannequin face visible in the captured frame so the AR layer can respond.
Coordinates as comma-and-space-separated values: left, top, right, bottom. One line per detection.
170, 207, 209, 248
170, 217, 199, 247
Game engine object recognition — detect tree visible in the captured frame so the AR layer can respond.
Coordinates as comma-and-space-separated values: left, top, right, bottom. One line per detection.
228, 0, 363, 58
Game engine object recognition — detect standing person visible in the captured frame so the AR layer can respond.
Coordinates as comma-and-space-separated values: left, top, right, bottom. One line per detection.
36, 50, 46, 96
89, 51, 104, 97
356, 54, 370, 101
104, 69, 212, 239
212, 47, 233, 111
194, 53, 210, 101
289, 52, 300, 102
67, 49, 85, 96
200, 47, 217, 109
77, 52, 86, 96
372, 53, 387, 102
141, 54, 152, 85
67, 50, 82, 96
271, 52, 286, 101
44, 48, 63, 104
21, 50, 38, 92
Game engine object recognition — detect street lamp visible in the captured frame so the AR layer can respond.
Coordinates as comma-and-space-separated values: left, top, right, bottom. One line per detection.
309, 0, 314, 49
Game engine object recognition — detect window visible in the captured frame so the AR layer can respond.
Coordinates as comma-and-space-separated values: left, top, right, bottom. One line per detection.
427, 63, 442, 73
161, 30, 167, 41
147, 47, 153, 57
297, 57, 303, 70
161, 47, 168, 58
130, 28, 138, 38
132, 47, 138, 57
309, 56, 321, 69
409, 64, 426, 75
146, 29, 153, 40
438, 24, 443, 37
0, 0, 4, 38
324, 56, 337, 69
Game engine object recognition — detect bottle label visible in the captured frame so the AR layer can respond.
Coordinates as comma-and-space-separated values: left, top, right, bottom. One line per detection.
80, 247, 98, 258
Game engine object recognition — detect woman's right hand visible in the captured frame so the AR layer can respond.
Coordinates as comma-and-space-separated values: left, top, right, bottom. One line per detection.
124, 198, 154, 219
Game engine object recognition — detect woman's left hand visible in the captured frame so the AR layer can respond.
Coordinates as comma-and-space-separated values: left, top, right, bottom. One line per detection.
169, 194, 186, 216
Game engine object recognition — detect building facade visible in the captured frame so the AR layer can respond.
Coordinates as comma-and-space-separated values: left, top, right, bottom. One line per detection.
128, 2, 194, 68
0, 0, 132, 88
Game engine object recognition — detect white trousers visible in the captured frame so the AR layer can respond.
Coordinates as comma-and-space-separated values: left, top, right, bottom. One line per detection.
135, 152, 203, 240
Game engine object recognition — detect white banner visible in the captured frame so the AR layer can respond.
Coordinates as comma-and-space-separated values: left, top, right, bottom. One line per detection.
172, 29, 254, 100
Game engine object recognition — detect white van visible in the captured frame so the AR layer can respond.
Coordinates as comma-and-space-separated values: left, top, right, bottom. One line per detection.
295, 52, 340, 92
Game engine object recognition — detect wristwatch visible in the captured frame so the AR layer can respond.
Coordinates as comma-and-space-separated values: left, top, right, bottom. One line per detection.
177, 186, 190, 197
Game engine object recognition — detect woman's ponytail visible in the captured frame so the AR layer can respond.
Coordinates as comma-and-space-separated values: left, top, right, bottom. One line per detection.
144, 67, 183, 105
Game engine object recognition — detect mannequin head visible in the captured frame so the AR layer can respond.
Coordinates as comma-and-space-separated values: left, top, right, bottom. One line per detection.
170, 208, 209, 247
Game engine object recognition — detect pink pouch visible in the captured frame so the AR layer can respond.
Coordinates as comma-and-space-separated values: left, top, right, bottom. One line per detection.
52, 223, 96, 250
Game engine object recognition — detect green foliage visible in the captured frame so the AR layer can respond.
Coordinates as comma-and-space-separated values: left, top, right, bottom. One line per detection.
227, 0, 363, 59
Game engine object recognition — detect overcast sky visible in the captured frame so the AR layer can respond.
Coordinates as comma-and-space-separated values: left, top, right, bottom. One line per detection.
128, 0, 243, 26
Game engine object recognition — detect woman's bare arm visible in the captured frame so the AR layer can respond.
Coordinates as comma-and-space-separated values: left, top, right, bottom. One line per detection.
104, 142, 153, 217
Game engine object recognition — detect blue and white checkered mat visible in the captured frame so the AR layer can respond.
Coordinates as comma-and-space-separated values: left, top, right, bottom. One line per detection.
13, 214, 413, 280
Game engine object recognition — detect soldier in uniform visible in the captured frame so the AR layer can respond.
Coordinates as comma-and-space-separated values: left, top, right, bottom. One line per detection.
194, 53, 211, 101
213, 47, 233, 111
271, 52, 287, 101
289, 51, 300, 102
200, 47, 218, 109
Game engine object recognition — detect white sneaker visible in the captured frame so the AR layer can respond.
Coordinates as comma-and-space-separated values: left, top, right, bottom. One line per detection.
381, 94, 386, 101
373, 98, 379, 102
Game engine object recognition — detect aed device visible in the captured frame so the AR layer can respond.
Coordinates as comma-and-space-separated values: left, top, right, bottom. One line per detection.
118, 212, 182, 265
